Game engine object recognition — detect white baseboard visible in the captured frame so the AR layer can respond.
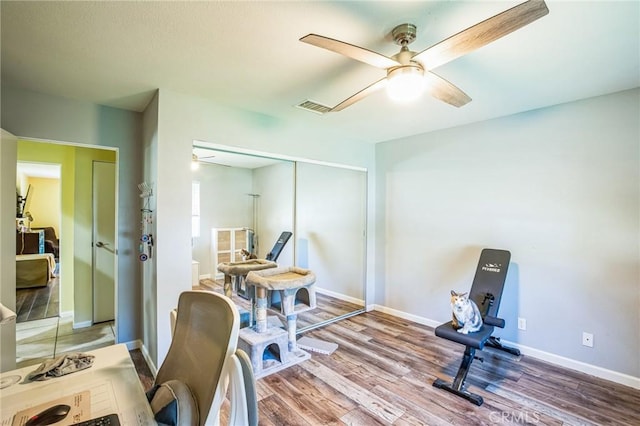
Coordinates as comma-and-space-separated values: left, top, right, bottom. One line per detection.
199, 273, 211, 280
123, 339, 158, 377
370, 304, 640, 390
371, 304, 442, 329
60, 310, 73, 318
140, 342, 158, 377
503, 340, 640, 390
315, 287, 364, 307
73, 320, 92, 329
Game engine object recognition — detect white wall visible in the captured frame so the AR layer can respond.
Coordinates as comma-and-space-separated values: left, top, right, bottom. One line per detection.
296, 162, 367, 299
192, 163, 253, 276
376, 88, 640, 379
141, 91, 159, 363
253, 162, 295, 264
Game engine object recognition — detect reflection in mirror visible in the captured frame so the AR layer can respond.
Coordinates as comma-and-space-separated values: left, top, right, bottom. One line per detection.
191, 144, 367, 332
191, 147, 294, 279
295, 162, 367, 331
252, 161, 295, 266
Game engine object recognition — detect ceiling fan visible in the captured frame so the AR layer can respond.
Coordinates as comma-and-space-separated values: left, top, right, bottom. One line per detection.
300, 0, 548, 112
191, 152, 216, 170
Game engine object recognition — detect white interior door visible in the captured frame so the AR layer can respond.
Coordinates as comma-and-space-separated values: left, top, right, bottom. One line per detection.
92, 161, 116, 323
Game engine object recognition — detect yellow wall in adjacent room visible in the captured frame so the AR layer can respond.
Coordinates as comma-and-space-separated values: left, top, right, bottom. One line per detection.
24, 176, 61, 236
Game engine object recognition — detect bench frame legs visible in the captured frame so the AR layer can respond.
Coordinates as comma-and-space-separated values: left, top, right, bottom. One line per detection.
433, 346, 484, 406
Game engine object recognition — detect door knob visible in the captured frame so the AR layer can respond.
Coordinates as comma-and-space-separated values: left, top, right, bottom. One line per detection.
96, 241, 109, 248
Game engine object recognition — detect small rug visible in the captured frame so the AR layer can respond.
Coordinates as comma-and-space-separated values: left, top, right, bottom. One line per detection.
297, 336, 339, 355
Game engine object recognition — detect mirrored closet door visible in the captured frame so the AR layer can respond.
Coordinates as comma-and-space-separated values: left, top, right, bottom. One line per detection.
295, 162, 367, 331
191, 143, 366, 331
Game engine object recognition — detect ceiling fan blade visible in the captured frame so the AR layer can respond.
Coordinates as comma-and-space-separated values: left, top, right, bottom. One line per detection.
300, 34, 400, 69
424, 72, 471, 107
331, 78, 388, 112
412, 0, 549, 70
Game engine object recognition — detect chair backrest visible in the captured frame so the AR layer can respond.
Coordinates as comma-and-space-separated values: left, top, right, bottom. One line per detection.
156, 291, 239, 426
468, 249, 511, 318
226, 349, 259, 426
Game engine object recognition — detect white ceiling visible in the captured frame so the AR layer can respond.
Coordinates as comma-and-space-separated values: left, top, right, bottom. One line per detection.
1, 1, 638, 146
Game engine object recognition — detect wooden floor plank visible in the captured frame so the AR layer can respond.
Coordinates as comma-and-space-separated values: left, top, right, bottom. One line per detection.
314, 329, 412, 378
374, 378, 477, 426
16, 275, 59, 323
260, 368, 350, 425
300, 358, 404, 424
339, 407, 388, 426
258, 394, 313, 426
486, 383, 600, 426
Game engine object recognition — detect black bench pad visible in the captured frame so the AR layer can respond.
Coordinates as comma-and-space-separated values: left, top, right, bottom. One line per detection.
434, 321, 495, 350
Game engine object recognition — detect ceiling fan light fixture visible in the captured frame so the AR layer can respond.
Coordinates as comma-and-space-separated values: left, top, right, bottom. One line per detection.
301, 1, 549, 111
386, 65, 425, 103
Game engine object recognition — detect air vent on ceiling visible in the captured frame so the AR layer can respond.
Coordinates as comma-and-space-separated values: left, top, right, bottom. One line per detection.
296, 100, 332, 115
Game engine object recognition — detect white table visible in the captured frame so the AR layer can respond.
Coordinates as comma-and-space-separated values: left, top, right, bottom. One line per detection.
0, 344, 156, 425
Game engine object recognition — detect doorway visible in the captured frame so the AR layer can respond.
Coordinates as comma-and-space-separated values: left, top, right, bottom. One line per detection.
15, 162, 61, 323
14, 140, 118, 368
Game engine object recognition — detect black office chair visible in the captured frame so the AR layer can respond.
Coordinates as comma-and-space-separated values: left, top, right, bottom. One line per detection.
432, 248, 520, 406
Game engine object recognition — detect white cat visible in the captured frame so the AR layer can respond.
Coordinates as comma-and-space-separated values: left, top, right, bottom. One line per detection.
451, 290, 483, 334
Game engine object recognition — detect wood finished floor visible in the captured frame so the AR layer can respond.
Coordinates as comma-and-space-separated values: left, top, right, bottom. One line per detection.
175, 282, 640, 425
15, 276, 60, 323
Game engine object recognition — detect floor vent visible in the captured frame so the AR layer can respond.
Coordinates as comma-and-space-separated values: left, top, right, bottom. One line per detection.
296, 100, 332, 115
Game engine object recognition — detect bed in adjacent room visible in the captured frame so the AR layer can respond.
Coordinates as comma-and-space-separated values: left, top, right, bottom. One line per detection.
16, 253, 57, 288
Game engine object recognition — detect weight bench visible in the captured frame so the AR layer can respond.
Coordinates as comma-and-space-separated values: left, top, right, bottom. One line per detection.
265, 231, 292, 262
432, 248, 520, 406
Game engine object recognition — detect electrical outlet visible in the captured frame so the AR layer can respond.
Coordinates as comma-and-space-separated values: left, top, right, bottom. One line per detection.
518, 317, 526, 331
582, 332, 594, 347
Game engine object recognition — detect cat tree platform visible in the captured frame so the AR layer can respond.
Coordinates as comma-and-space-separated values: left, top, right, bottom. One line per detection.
217, 259, 277, 298
237, 320, 310, 379
239, 267, 317, 377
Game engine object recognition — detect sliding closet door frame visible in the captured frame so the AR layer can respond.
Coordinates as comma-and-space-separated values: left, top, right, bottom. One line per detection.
295, 161, 367, 332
